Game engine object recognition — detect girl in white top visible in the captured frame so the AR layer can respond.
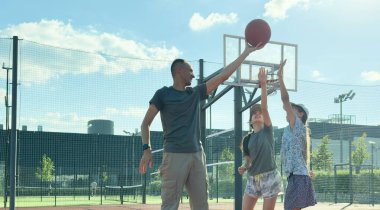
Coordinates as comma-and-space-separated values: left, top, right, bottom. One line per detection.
278, 59, 316, 210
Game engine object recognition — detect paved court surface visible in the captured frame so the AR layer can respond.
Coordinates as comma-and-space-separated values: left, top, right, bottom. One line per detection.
1, 202, 377, 210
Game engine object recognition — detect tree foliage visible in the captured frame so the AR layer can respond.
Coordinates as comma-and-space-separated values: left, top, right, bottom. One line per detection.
219, 147, 234, 180
36, 154, 55, 184
352, 132, 370, 167
312, 135, 333, 171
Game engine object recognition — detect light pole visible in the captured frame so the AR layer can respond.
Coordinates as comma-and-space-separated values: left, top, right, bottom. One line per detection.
349, 137, 353, 204
123, 130, 135, 185
334, 90, 355, 163
2, 62, 12, 208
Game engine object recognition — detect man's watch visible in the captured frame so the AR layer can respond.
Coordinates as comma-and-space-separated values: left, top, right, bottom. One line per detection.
142, 144, 151, 151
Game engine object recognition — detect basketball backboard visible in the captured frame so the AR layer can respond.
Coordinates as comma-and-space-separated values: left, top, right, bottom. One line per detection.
223, 34, 298, 91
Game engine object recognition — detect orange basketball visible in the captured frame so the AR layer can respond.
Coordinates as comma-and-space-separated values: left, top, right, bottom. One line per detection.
245, 19, 271, 49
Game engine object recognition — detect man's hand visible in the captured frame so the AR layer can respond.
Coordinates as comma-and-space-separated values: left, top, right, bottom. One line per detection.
139, 149, 153, 174
244, 41, 263, 54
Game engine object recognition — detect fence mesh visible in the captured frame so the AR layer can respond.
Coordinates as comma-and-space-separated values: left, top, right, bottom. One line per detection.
0, 38, 379, 208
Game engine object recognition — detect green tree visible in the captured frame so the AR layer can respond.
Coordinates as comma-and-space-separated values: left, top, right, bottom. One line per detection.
219, 147, 234, 180
352, 132, 370, 174
312, 135, 333, 171
36, 154, 55, 194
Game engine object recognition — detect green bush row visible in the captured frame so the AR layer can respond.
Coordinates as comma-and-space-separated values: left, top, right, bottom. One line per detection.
148, 170, 380, 198
14, 186, 139, 196
313, 169, 380, 193
16, 187, 90, 196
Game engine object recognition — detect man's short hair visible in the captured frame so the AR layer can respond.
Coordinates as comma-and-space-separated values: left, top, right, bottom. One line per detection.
171, 58, 185, 75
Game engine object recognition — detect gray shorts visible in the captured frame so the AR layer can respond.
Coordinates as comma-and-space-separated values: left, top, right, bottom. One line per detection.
245, 170, 283, 199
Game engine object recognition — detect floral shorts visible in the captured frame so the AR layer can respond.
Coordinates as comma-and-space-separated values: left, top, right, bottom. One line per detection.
245, 170, 283, 199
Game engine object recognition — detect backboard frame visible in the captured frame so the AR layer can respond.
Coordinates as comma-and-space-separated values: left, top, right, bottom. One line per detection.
223, 34, 298, 91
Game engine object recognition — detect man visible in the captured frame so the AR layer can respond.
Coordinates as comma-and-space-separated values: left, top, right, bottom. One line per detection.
139, 42, 261, 210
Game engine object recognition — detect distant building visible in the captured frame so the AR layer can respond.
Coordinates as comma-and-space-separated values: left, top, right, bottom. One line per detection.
88, 119, 114, 135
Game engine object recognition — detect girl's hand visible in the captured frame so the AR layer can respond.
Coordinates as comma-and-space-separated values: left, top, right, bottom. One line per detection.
258, 67, 267, 87
277, 59, 287, 80
238, 166, 247, 175
309, 170, 315, 180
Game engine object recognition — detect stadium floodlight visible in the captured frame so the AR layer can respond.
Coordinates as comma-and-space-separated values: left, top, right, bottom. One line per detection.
334, 90, 355, 163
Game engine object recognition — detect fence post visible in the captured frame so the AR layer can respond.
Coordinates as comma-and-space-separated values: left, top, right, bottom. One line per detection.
349, 138, 353, 204
334, 165, 337, 203
371, 165, 374, 206
216, 164, 219, 203
54, 168, 57, 206
142, 173, 147, 204
9, 36, 18, 210
100, 180, 103, 205
120, 185, 123, 204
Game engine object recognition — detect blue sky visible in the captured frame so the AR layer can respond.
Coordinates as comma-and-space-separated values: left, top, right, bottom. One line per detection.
0, 0, 379, 135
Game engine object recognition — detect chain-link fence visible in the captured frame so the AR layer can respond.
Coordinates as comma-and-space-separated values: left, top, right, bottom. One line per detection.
0, 37, 379, 208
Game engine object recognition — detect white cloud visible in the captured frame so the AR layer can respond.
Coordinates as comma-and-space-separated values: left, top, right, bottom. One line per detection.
122, 107, 146, 118
311, 70, 326, 81
0, 19, 181, 84
264, 0, 310, 20
361, 71, 380, 82
18, 109, 135, 134
105, 107, 120, 115
105, 106, 146, 119
189, 12, 238, 31
19, 112, 91, 133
